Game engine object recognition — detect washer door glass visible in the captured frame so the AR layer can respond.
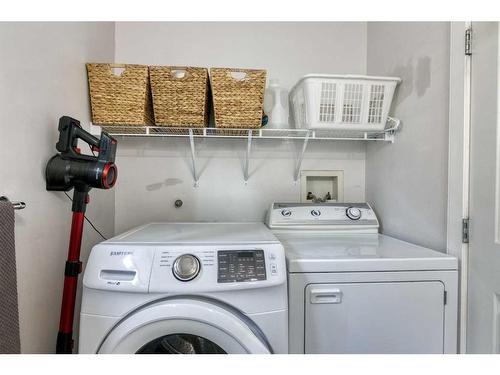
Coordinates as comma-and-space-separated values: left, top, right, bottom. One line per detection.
98, 298, 271, 354
137, 334, 226, 354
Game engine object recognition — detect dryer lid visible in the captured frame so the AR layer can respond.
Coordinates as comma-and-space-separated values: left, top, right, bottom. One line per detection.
279, 233, 458, 273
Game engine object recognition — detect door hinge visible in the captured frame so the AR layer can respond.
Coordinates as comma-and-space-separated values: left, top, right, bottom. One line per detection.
444, 290, 447, 305
462, 218, 470, 243
465, 28, 472, 56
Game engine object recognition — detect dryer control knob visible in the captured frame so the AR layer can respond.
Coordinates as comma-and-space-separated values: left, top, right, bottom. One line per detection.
346, 207, 362, 220
281, 209, 292, 217
173, 254, 200, 281
311, 209, 321, 217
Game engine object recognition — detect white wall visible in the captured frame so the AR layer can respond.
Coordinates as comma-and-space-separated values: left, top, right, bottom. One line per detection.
115, 138, 366, 232
0, 22, 115, 353
113, 22, 368, 231
115, 22, 367, 91
365, 22, 450, 251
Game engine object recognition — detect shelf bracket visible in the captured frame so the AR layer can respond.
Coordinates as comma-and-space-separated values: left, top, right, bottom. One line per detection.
294, 131, 310, 183
188, 129, 199, 187
243, 130, 253, 183
384, 117, 401, 143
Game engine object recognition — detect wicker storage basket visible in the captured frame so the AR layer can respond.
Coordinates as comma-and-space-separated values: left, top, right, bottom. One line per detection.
86, 63, 154, 125
149, 66, 209, 127
210, 68, 266, 128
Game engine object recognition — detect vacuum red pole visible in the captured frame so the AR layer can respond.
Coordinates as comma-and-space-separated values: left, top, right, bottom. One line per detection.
56, 187, 89, 354
46, 116, 117, 353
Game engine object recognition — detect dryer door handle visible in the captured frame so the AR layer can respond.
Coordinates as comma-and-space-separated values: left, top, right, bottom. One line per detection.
309, 288, 343, 304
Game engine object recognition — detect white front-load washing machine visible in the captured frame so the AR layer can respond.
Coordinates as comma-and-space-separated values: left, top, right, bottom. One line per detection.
79, 222, 288, 354
266, 202, 458, 354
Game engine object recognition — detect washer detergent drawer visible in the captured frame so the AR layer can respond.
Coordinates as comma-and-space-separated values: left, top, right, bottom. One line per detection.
305, 281, 445, 353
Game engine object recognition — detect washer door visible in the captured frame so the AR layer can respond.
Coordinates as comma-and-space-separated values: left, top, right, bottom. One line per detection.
98, 298, 271, 354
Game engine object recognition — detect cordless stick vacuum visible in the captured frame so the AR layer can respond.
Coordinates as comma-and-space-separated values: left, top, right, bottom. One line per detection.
45, 116, 118, 354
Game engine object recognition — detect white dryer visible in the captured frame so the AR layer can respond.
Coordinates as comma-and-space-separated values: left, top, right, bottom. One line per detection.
266, 202, 458, 354
79, 222, 288, 354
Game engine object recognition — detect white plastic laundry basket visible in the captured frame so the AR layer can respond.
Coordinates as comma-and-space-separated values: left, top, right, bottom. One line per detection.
290, 74, 401, 131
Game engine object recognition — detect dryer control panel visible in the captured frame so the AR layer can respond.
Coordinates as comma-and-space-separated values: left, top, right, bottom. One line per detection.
266, 202, 379, 233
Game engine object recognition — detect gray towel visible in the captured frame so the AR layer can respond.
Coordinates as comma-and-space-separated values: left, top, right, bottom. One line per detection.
0, 200, 20, 353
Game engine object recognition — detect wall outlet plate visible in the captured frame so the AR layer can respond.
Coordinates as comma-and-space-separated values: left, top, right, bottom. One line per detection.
300, 170, 344, 203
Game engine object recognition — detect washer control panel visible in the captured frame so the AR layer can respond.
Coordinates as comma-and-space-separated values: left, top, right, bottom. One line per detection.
84, 243, 286, 293
217, 250, 266, 283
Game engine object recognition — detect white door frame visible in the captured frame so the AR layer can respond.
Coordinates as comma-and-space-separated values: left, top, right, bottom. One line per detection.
447, 21, 472, 354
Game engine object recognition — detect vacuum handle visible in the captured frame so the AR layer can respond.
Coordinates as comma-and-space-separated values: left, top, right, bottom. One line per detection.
55, 116, 117, 164
73, 126, 100, 149
56, 116, 100, 160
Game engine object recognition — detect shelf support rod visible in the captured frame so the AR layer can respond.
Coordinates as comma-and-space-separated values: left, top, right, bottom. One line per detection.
294, 131, 310, 183
188, 129, 199, 187
243, 130, 253, 183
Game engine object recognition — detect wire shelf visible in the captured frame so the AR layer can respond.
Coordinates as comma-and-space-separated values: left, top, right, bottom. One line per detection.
90, 117, 400, 142
89, 118, 400, 187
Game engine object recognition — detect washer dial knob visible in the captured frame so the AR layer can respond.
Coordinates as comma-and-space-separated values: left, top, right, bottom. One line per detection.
281, 209, 292, 217
346, 207, 362, 220
173, 254, 200, 281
